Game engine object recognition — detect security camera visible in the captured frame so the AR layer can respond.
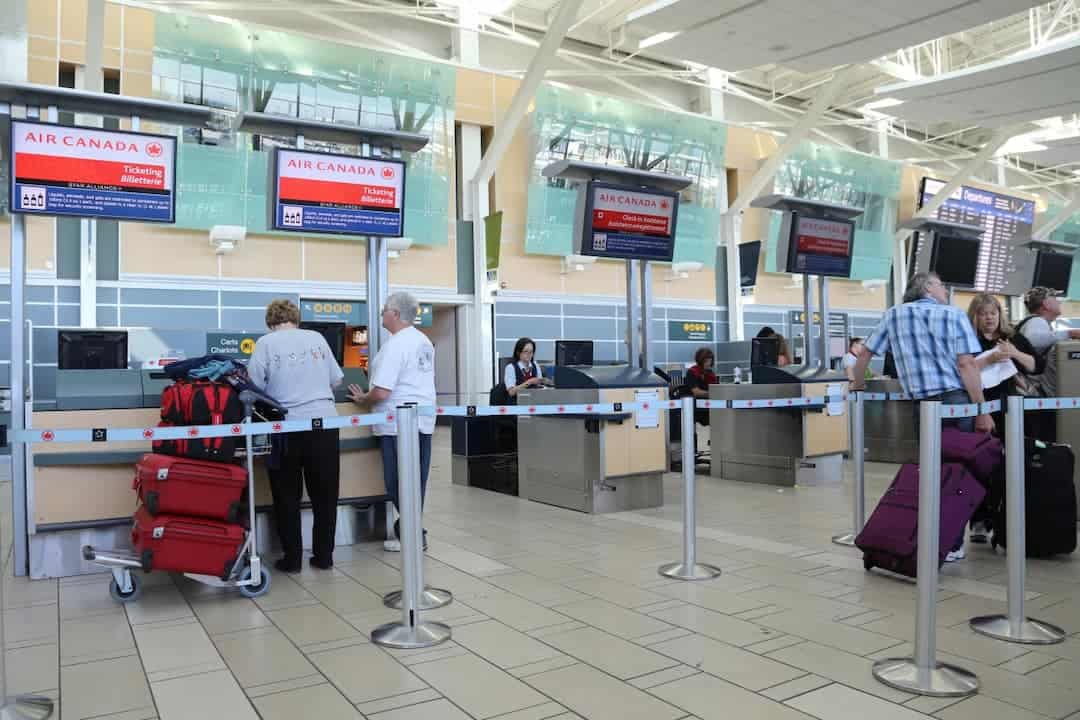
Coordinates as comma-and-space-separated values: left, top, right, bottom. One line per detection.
210, 225, 246, 255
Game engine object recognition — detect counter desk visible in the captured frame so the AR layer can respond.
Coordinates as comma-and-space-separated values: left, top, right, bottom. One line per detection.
26, 368, 388, 579
862, 378, 917, 465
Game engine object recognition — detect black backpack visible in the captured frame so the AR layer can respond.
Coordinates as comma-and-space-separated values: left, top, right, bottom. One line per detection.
490, 362, 538, 406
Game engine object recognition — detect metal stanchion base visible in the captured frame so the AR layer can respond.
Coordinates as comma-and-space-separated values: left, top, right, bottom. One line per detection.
969, 615, 1067, 645
371, 621, 451, 649
383, 587, 453, 610
872, 658, 978, 697
831, 533, 857, 547
0, 695, 55, 720
658, 562, 722, 581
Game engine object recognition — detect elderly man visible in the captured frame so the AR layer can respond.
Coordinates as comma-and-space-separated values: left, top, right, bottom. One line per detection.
1016, 286, 1080, 441
349, 292, 436, 552
851, 272, 990, 561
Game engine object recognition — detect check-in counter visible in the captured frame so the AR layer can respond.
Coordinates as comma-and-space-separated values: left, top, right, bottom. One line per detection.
863, 378, 917, 465
27, 368, 387, 578
709, 380, 848, 487
517, 366, 667, 513
1053, 341, 1080, 517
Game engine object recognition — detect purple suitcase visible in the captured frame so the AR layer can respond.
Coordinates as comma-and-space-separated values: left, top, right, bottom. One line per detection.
856, 463, 985, 577
941, 429, 1003, 481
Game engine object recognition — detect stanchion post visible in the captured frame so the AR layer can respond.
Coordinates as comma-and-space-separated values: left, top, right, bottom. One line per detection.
372, 405, 451, 649
833, 390, 865, 546
872, 401, 979, 697
658, 395, 722, 581
970, 396, 1066, 644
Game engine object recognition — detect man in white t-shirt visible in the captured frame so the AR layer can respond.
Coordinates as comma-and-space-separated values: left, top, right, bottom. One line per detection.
348, 291, 436, 552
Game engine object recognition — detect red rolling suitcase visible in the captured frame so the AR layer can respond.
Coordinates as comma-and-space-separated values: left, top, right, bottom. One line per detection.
131, 507, 244, 579
134, 454, 248, 523
856, 462, 985, 577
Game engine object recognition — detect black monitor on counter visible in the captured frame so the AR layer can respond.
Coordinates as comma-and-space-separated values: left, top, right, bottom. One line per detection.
1032, 250, 1073, 294
299, 321, 345, 365
58, 330, 129, 370
739, 241, 762, 288
556, 340, 594, 366
750, 337, 779, 367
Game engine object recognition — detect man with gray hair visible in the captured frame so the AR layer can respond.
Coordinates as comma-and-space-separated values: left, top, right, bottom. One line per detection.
349, 291, 436, 551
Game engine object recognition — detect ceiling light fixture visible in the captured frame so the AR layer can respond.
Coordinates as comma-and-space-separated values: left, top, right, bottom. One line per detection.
640, 32, 680, 49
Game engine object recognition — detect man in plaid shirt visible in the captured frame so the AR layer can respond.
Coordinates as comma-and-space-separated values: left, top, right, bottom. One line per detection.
851, 272, 993, 435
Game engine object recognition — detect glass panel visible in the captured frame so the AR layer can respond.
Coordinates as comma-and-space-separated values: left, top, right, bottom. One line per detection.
1043, 202, 1080, 299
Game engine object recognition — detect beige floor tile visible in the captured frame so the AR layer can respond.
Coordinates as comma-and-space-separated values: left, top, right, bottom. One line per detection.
308, 643, 428, 704
267, 603, 363, 647
367, 698, 472, 719
652, 582, 769, 614
59, 580, 124, 621
627, 665, 702, 689
451, 620, 566, 669
484, 572, 593, 607
649, 604, 777, 647
252, 575, 318, 612
759, 675, 832, 702
997, 651, 1064, 675
526, 663, 684, 720
251, 682, 363, 720
552, 598, 674, 640
60, 611, 136, 665
499, 556, 597, 583
860, 614, 1027, 665
355, 688, 442, 715
123, 583, 193, 627
305, 577, 388, 615
649, 672, 816, 720
785, 683, 928, 720
490, 701, 573, 720
507, 655, 582, 679
5, 603, 59, 646
902, 695, 965, 715
6, 643, 58, 695
213, 625, 317, 688
729, 567, 855, 599
4, 575, 57, 608
540, 626, 679, 680
150, 669, 258, 720
562, 576, 668, 609
739, 587, 868, 621
765, 641, 914, 704
61, 655, 154, 720
188, 595, 272, 636
651, 634, 806, 691
132, 619, 225, 680
424, 542, 514, 576
935, 695, 1048, 720
753, 609, 901, 656
408, 652, 549, 719
463, 588, 572, 632
1027, 658, 1079, 686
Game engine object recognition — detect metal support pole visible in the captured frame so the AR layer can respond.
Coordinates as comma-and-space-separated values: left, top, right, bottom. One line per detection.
817, 276, 829, 371
970, 397, 1066, 644
802, 274, 815, 369
833, 391, 865, 546
659, 395, 722, 581
873, 402, 978, 697
10, 214, 28, 577
639, 261, 653, 370
625, 259, 640, 366
372, 406, 451, 649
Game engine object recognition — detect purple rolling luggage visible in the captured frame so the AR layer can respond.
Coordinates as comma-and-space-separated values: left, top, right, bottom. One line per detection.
856, 463, 985, 577
941, 429, 1003, 481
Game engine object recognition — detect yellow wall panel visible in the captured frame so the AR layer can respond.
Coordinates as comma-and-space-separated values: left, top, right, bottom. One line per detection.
59, 41, 85, 65
304, 237, 367, 283
388, 243, 456, 289
122, 49, 153, 74
122, 7, 155, 52
121, 225, 219, 277
28, 36, 58, 60
221, 234, 303, 280
60, 0, 87, 43
27, 216, 56, 272
28, 58, 57, 85
104, 47, 120, 69
121, 70, 153, 98
104, 2, 121, 48
455, 68, 495, 126
30, 0, 59, 37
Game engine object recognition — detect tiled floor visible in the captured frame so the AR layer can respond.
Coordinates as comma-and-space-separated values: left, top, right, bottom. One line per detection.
4, 429, 1080, 720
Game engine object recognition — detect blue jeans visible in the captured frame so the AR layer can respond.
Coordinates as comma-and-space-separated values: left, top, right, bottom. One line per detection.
380, 433, 433, 537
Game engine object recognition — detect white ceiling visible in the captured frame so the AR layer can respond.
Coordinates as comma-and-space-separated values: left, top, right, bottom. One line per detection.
1019, 134, 1080, 166
629, 0, 1042, 72
876, 35, 1080, 126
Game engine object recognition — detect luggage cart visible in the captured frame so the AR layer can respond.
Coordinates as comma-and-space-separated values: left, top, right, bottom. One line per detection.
84, 390, 273, 603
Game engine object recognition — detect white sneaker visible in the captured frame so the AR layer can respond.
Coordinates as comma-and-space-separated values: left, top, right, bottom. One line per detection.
945, 546, 966, 562
383, 539, 401, 552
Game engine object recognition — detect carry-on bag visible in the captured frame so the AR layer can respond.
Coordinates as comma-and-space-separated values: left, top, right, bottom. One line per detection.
156, 380, 245, 461
941, 428, 1003, 481
856, 462, 986, 577
134, 454, 248, 523
991, 440, 1077, 557
131, 506, 245, 579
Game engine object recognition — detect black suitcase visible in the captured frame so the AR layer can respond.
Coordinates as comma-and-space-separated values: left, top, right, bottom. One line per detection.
992, 440, 1077, 557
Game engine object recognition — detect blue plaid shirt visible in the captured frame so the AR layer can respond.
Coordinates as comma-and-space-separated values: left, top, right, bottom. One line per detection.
865, 299, 982, 400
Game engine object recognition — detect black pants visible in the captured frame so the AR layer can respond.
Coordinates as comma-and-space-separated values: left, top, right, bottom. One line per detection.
268, 429, 341, 564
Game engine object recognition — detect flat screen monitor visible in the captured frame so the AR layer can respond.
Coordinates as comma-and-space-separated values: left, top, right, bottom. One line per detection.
739, 241, 762, 287
929, 233, 980, 288
58, 330, 128, 370
299, 321, 345, 365
555, 340, 593, 367
785, 214, 855, 278
1032, 251, 1073, 294
750, 337, 779, 367
579, 181, 679, 262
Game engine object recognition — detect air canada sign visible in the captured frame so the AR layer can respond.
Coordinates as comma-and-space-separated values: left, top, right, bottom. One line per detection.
10, 120, 177, 223
272, 148, 405, 237
581, 181, 679, 262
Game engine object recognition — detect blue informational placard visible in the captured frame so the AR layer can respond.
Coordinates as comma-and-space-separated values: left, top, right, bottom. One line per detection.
10, 120, 177, 223
785, 214, 855, 278
579, 182, 679, 262
272, 148, 406, 237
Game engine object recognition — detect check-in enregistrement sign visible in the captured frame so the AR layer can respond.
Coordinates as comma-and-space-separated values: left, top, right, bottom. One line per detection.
272, 148, 406, 237
10, 120, 177, 223
578, 181, 679, 262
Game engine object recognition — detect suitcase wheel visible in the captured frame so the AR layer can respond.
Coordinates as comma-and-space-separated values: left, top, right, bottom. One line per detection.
145, 492, 159, 516
237, 566, 271, 599
863, 556, 874, 572
109, 574, 142, 604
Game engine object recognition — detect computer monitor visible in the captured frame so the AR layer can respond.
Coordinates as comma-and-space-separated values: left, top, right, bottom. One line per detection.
1032, 251, 1073, 295
929, 233, 979, 288
555, 340, 593, 366
299, 321, 345, 365
750, 337, 779, 367
58, 330, 129, 370
739, 241, 762, 288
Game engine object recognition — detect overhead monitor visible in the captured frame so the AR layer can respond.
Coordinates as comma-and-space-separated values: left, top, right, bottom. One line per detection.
929, 233, 980, 288
555, 340, 594, 367
578, 181, 679, 262
58, 330, 129, 370
785, 214, 855, 277
913, 177, 1036, 294
1032, 250, 1073, 295
739, 241, 762, 287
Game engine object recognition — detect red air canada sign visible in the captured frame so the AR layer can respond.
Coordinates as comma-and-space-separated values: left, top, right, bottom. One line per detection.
591, 187, 674, 237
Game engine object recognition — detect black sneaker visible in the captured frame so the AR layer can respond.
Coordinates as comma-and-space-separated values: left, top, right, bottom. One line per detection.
309, 556, 333, 570
274, 558, 301, 574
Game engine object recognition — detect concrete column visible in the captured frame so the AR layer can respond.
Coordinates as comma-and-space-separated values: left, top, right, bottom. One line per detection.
0, 0, 27, 83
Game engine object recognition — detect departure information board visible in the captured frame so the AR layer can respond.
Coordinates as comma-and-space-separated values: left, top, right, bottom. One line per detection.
913, 177, 1036, 295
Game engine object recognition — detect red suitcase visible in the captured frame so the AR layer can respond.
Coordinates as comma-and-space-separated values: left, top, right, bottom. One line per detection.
131, 506, 245, 579
134, 454, 248, 523
856, 462, 985, 577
